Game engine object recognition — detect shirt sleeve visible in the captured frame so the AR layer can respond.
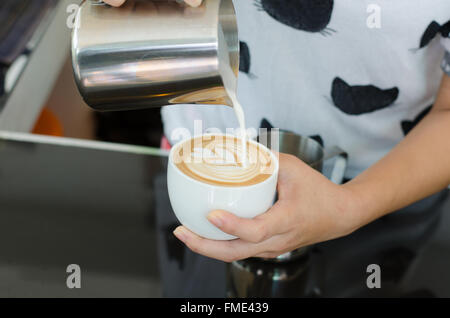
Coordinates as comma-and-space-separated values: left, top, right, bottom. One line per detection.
441, 38, 450, 76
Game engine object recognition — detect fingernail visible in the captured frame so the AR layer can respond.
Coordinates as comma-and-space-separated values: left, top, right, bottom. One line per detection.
184, 0, 202, 7
173, 227, 188, 242
208, 211, 224, 227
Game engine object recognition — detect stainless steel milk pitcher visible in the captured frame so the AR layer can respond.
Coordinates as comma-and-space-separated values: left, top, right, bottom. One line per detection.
71, 0, 239, 111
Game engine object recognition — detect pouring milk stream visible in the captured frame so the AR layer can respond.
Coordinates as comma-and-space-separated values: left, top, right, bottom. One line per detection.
218, 24, 248, 167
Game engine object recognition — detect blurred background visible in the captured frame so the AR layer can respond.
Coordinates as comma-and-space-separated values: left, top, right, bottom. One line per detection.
0, 0, 167, 297
0, 0, 164, 146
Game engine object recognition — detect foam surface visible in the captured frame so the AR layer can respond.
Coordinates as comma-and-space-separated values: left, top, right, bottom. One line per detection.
173, 136, 274, 187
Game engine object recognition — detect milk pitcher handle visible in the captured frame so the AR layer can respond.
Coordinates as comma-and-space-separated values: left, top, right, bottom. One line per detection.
322, 146, 348, 185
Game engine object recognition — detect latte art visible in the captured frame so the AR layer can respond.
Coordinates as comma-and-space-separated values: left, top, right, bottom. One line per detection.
173, 136, 275, 187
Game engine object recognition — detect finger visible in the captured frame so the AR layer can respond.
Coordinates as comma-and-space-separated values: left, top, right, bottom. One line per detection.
184, 0, 203, 7
103, 0, 126, 7
173, 226, 269, 262
255, 247, 299, 259
207, 201, 294, 243
254, 252, 280, 259
104, 0, 201, 8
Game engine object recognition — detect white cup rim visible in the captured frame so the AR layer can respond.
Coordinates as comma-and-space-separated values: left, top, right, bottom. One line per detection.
168, 134, 279, 190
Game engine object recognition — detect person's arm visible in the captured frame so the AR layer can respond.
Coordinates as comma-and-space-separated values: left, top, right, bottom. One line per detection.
343, 74, 450, 226
173, 74, 450, 262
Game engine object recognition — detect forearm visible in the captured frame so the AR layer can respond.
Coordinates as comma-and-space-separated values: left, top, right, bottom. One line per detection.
343, 75, 450, 227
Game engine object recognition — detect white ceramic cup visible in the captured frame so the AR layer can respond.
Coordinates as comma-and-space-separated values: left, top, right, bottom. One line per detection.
167, 134, 279, 240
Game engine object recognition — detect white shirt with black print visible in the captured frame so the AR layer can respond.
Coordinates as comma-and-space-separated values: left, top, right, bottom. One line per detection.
442, 36, 450, 75
161, 0, 450, 178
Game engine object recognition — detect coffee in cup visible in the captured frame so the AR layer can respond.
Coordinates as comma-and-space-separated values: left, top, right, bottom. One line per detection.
172, 135, 275, 187
168, 134, 278, 240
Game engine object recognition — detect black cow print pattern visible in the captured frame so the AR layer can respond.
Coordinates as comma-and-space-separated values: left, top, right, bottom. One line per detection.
419, 20, 450, 48
244, 5, 443, 128
255, 0, 335, 34
260, 118, 274, 131
239, 41, 251, 74
331, 77, 399, 115
401, 105, 432, 136
259, 118, 324, 147
309, 135, 324, 147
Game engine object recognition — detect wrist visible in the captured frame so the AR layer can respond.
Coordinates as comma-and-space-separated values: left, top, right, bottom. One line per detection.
337, 182, 370, 235
316, 182, 367, 242
340, 176, 392, 231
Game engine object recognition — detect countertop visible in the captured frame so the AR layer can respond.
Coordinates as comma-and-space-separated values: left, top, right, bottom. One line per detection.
0, 132, 449, 297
